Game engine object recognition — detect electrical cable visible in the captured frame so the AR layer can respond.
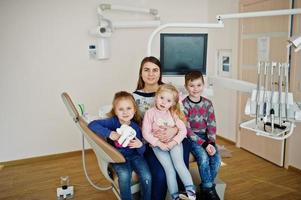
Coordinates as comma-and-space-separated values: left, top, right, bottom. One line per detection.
76, 103, 111, 191
81, 134, 112, 191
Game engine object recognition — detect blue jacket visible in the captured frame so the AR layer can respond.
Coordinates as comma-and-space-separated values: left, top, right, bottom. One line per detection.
88, 116, 145, 158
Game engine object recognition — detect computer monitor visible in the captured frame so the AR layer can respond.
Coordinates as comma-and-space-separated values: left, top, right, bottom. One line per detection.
160, 33, 208, 75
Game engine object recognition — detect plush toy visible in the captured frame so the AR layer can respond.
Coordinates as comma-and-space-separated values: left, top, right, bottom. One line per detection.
116, 124, 136, 147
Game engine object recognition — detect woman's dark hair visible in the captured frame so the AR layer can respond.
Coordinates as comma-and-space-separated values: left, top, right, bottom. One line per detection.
136, 56, 164, 90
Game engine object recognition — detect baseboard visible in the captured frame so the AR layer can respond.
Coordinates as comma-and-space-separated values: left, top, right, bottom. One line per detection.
288, 165, 301, 174
217, 135, 236, 145
0, 149, 93, 167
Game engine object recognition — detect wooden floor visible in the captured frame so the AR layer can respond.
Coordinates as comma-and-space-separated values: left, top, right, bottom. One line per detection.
1, 139, 301, 200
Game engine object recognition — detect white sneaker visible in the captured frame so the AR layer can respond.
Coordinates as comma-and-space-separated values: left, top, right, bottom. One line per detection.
179, 193, 196, 200
188, 195, 196, 200
178, 194, 189, 200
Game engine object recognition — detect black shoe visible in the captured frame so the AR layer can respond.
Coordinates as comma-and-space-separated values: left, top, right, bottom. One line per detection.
197, 190, 207, 200
205, 187, 220, 200
201, 186, 220, 200
198, 184, 207, 200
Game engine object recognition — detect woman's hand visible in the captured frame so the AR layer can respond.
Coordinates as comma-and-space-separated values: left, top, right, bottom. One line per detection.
154, 126, 178, 143
128, 137, 143, 148
109, 131, 120, 141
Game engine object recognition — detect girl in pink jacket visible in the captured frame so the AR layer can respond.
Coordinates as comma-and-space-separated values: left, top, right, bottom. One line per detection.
142, 84, 196, 200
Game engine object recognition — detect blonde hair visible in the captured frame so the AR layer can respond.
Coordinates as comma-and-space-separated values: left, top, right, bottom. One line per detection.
155, 84, 186, 122
107, 91, 142, 125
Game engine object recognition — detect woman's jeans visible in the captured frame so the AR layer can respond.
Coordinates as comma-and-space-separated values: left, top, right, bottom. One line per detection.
112, 154, 152, 200
153, 143, 194, 199
189, 136, 221, 189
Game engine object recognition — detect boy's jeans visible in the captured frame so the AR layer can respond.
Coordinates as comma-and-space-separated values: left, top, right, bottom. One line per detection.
112, 155, 152, 200
153, 143, 195, 199
189, 136, 221, 189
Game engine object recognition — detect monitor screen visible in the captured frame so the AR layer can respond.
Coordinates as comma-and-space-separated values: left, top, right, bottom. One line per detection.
160, 33, 208, 75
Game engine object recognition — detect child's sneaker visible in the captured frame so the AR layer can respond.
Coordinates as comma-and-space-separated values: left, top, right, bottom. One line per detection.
179, 190, 196, 200
172, 193, 181, 200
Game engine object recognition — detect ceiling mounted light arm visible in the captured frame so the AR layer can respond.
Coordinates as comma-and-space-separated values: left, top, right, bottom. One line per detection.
215, 9, 301, 53
98, 4, 159, 18
216, 8, 301, 23
112, 21, 160, 29
97, 3, 160, 29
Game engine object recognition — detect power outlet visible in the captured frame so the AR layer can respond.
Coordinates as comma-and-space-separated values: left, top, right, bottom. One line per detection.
88, 45, 96, 59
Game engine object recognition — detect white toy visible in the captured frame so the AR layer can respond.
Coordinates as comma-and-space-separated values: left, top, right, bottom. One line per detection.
116, 124, 136, 147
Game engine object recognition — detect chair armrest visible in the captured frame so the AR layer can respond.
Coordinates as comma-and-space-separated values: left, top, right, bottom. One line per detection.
78, 116, 126, 163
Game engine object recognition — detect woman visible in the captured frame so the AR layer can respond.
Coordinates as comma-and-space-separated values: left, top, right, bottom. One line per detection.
132, 56, 191, 200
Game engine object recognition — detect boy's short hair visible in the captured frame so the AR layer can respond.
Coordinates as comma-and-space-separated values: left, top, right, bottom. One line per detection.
184, 71, 204, 86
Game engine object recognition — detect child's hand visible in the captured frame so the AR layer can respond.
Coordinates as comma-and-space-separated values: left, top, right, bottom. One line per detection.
166, 140, 177, 150
109, 131, 120, 141
128, 137, 143, 148
206, 144, 216, 156
157, 142, 169, 151
154, 126, 178, 143
153, 126, 167, 140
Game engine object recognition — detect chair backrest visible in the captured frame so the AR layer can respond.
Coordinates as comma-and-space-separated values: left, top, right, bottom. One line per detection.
61, 92, 125, 184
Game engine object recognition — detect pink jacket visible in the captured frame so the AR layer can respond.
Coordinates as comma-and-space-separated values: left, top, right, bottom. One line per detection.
142, 107, 187, 146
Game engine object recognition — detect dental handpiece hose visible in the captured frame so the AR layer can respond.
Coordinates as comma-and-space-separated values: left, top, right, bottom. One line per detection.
255, 62, 262, 125
278, 63, 282, 127
270, 62, 276, 133
263, 62, 268, 122
284, 63, 289, 121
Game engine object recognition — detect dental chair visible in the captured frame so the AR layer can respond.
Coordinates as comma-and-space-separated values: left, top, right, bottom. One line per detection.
61, 92, 140, 199
61, 92, 226, 200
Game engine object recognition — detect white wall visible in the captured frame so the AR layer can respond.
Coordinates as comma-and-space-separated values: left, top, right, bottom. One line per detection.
2, 0, 238, 162
207, 0, 239, 142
